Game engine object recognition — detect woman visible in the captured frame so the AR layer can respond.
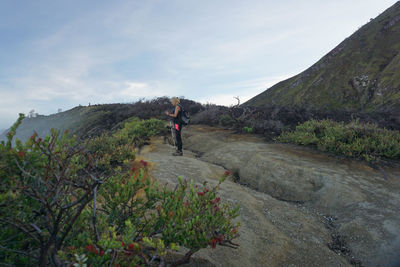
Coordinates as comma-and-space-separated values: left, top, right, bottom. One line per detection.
165, 97, 183, 156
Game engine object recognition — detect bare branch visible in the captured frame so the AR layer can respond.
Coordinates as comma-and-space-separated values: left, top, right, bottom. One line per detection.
30, 223, 43, 237
234, 96, 240, 106
92, 185, 100, 243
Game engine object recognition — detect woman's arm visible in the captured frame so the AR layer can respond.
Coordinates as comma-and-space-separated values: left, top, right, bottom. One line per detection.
166, 106, 180, 118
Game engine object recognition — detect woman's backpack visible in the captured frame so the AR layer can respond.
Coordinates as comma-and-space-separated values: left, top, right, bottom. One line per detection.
178, 104, 190, 125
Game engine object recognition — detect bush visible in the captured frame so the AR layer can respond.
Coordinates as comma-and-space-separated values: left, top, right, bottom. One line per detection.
0, 114, 103, 266
278, 119, 400, 161
85, 117, 168, 172
86, 133, 136, 172
0, 115, 240, 266
117, 117, 167, 139
63, 169, 239, 266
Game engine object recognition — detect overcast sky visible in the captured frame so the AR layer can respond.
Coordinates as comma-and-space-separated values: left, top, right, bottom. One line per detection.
0, 0, 397, 129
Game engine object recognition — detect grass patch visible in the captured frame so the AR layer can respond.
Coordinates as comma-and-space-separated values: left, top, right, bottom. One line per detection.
278, 119, 400, 161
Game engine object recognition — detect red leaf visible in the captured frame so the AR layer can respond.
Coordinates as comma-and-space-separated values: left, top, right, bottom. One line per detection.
17, 151, 24, 158
209, 238, 217, 249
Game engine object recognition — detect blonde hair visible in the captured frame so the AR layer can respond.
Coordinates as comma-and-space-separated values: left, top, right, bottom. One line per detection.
171, 97, 180, 105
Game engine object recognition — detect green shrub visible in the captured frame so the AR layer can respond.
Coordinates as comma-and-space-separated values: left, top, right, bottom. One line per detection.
64, 169, 239, 266
0, 114, 102, 266
0, 116, 240, 266
117, 117, 167, 139
242, 126, 254, 133
278, 119, 400, 161
86, 133, 135, 172
84, 117, 168, 172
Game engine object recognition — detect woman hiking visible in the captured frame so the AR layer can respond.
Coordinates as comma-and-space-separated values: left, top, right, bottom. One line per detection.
165, 97, 183, 156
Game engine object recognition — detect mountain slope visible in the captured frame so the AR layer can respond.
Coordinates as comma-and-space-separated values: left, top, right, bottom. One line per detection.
246, 2, 400, 112
0, 98, 204, 143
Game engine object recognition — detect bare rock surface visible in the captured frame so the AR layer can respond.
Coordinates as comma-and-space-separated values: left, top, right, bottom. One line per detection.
141, 125, 400, 267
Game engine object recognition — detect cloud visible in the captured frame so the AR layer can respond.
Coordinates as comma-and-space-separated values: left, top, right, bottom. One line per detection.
0, 0, 397, 129
120, 82, 168, 98
197, 74, 294, 106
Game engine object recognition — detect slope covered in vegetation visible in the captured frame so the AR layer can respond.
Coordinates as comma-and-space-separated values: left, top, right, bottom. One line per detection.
246, 2, 400, 113
0, 98, 204, 143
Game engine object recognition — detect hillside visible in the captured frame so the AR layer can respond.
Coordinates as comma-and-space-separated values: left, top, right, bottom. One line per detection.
246, 1, 400, 113
0, 98, 204, 143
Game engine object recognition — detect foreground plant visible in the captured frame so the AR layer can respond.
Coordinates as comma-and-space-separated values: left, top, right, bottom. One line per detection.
62, 167, 239, 266
0, 114, 102, 266
0, 115, 240, 266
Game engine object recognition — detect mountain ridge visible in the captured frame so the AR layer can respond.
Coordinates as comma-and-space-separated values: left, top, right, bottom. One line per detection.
245, 1, 400, 113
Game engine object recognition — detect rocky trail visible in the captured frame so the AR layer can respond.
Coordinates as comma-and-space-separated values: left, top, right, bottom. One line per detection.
141, 125, 400, 267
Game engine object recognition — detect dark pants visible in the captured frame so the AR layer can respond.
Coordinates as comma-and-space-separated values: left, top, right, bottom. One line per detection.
175, 124, 182, 151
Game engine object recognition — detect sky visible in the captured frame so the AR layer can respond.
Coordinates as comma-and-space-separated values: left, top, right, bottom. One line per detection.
0, 0, 397, 129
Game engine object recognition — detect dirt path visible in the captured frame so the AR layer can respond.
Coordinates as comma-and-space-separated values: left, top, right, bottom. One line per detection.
141, 125, 400, 267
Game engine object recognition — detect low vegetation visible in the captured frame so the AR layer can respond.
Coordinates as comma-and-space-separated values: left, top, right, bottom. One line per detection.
116, 117, 168, 140
0, 114, 240, 266
0, 97, 204, 143
278, 119, 400, 161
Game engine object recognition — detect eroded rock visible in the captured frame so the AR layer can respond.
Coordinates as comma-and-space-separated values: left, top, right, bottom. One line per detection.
142, 125, 400, 266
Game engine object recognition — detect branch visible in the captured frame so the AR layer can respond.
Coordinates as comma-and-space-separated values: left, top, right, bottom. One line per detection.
14, 159, 57, 225
30, 223, 43, 239
56, 180, 99, 250
0, 244, 38, 260
234, 96, 240, 107
92, 185, 99, 243
61, 173, 101, 210
170, 250, 196, 267
0, 218, 40, 243
219, 240, 239, 249
61, 191, 91, 210
108, 250, 117, 267
0, 262, 15, 267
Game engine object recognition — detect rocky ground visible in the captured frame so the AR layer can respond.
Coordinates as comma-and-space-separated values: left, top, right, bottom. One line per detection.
141, 125, 400, 267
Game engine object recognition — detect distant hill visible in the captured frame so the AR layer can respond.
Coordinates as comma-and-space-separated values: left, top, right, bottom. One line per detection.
0, 98, 204, 143
246, 2, 400, 114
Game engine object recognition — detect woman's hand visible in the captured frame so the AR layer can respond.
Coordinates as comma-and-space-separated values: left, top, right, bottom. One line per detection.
165, 110, 170, 116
